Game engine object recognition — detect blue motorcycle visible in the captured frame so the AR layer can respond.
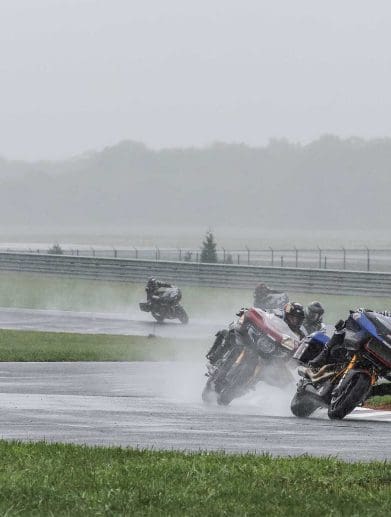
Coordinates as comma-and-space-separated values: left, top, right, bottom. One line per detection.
291, 310, 391, 419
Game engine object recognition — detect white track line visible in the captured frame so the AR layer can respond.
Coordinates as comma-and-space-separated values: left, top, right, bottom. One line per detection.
350, 407, 391, 422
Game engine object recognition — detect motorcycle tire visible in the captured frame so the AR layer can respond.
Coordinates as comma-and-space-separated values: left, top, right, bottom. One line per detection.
216, 354, 254, 406
176, 306, 189, 325
328, 372, 372, 420
290, 391, 320, 418
217, 382, 241, 406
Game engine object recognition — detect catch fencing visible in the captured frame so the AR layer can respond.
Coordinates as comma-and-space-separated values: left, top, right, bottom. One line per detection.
1, 245, 391, 272
1, 252, 391, 297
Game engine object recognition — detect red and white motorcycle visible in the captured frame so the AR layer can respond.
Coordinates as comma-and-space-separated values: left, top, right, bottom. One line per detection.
202, 307, 300, 406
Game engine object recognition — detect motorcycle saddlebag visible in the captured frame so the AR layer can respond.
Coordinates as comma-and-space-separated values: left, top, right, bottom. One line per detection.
139, 302, 151, 312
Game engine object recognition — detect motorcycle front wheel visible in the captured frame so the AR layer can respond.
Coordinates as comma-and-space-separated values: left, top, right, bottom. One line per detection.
328, 372, 372, 420
216, 352, 255, 406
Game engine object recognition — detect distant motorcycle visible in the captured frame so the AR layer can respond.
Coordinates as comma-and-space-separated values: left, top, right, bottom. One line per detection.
291, 310, 391, 419
202, 308, 300, 406
139, 286, 189, 324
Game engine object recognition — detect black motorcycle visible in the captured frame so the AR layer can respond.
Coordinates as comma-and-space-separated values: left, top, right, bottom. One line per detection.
202, 307, 299, 406
291, 310, 391, 419
139, 286, 189, 324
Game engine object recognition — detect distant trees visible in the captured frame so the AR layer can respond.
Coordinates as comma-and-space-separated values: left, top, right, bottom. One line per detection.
200, 231, 218, 263
47, 243, 63, 255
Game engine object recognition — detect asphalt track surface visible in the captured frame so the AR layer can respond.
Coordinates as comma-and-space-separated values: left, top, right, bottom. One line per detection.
0, 361, 389, 462
0, 307, 222, 339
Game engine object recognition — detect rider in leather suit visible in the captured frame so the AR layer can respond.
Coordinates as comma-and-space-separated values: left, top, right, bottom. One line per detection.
146, 277, 174, 302
302, 301, 325, 335
253, 283, 289, 311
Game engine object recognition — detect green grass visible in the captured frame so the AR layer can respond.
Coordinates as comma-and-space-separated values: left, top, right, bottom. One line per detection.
0, 329, 206, 362
1, 270, 391, 323
0, 441, 390, 516
366, 395, 391, 408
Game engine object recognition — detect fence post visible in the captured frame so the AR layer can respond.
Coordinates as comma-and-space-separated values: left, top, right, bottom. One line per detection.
91, 247, 95, 257
366, 247, 370, 271
222, 247, 226, 263
245, 246, 250, 265
270, 247, 274, 267
196, 251, 199, 263
317, 246, 322, 268
237, 254, 240, 264
113, 248, 117, 258
324, 256, 327, 269
342, 246, 346, 270
178, 248, 182, 261
133, 247, 138, 259
280, 255, 284, 267
294, 246, 298, 268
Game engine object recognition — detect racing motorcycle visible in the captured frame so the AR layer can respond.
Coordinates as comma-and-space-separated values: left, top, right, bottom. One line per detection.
139, 287, 189, 324
202, 308, 300, 406
291, 310, 391, 420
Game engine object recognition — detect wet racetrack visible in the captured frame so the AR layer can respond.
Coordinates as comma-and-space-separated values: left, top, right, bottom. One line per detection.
0, 361, 389, 462
0, 307, 221, 338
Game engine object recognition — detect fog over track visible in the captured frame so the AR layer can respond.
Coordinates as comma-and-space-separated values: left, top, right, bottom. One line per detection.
0, 362, 389, 461
0, 307, 223, 339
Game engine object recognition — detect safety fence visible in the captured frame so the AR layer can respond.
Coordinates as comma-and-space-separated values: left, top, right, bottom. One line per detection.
1, 245, 390, 272
1, 252, 391, 297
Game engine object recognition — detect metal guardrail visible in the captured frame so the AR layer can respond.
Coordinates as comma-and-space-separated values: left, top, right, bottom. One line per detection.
1, 246, 391, 272
1, 252, 391, 297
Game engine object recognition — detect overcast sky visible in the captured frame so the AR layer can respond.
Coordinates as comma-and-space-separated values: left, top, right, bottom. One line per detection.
1, 0, 391, 160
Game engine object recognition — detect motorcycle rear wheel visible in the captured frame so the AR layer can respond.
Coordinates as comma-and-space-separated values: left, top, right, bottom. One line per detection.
328, 373, 371, 420
290, 391, 320, 418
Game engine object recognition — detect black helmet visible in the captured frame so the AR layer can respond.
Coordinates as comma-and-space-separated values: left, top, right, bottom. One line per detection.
283, 302, 305, 330
147, 277, 157, 289
306, 301, 324, 323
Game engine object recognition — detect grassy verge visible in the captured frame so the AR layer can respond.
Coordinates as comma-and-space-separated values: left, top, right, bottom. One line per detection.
365, 395, 391, 410
0, 329, 206, 362
0, 442, 390, 516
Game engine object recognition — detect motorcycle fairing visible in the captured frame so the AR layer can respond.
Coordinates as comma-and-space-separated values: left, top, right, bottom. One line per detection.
355, 311, 391, 347
247, 308, 299, 344
350, 311, 391, 368
310, 331, 329, 345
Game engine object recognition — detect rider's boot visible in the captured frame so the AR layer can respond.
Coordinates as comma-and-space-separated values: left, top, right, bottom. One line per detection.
308, 332, 345, 368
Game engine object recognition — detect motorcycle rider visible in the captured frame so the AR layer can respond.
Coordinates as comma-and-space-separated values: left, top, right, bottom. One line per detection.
253, 283, 289, 311
145, 277, 175, 303
207, 302, 305, 367
276, 302, 306, 340
302, 301, 325, 335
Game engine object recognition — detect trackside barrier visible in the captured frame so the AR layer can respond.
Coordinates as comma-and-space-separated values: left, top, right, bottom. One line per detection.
0, 252, 390, 297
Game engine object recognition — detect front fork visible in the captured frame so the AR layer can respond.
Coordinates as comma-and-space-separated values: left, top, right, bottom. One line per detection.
340, 354, 378, 386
